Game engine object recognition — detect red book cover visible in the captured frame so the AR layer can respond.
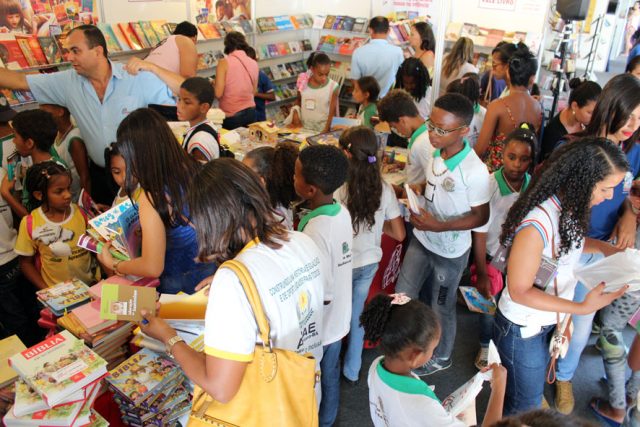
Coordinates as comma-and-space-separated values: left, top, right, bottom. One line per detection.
0, 35, 29, 69
21, 35, 49, 65
117, 23, 142, 50
129, 22, 150, 48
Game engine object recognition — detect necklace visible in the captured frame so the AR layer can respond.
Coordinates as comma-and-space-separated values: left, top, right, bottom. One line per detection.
431, 157, 449, 177
503, 173, 522, 193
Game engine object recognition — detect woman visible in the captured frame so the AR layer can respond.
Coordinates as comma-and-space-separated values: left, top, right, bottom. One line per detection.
137, 158, 325, 413
539, 79, 601, 161
97, 108, 217, 294
215, 31, 259, 130
439, 37, 478, 95
145, 21, 198, 78
494, 137, 629, 415
475, 49, 542, 172
409, 21, 435, 77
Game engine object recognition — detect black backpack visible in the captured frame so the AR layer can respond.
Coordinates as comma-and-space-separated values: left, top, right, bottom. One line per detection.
183, 122, 235, 159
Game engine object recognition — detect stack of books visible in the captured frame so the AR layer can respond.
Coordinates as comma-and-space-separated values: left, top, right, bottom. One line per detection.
316, 35, 367, 56
4, 331, 108, 426
256, 14, 313, 33
257, 39, 313, 60
35, 279, 91, 317
106, 349, 191, 426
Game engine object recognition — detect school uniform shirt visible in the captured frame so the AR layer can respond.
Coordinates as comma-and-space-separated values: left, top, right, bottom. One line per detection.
300, 79, 339, 132
474, 168, 530, 257
0, 168, 17, 266
415, 141, 491, 258
414, 88, 432, 119
335, 181, 401, 268
357, 103, 378, 128
299, 202, 353, 345
14, 204, 94, 287
182, 120, 219, 161
406, 123, 433, 185
498, 196, 584, 327
51, 127, 83, 202
368, 356, 465, 427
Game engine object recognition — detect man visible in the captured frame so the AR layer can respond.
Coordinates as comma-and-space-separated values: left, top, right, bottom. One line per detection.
350, 17, 404, 99
0, 25, 184, 204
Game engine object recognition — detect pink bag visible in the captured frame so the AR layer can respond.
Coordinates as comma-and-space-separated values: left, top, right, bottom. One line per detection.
470, 262, 504, 296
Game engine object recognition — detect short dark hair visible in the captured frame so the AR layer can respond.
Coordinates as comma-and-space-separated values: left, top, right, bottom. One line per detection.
446, 73, 481, 106
173, 21, 197, 38
377, 89, 420, 122
310, 52, 330, 68
508, 50, 537, 87
298, 145, 348, 195
369, 17, 389, 34
627, 55, 640, 73
412, 22, 435, 52
181, 77, 214, 105
433, 93, 474, 126
356, 76, 380, 102
69, 25, 108, 58
223, 31, 251, 55
12, 109, 57, 152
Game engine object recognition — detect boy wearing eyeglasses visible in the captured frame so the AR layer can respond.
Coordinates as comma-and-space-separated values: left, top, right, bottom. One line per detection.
395, 93, 492, 376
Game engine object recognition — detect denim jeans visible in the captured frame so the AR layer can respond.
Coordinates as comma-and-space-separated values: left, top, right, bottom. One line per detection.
159, 262, 218, 295
319, 340, 342, 427
222, 107, 256, 130
493, 309, 555, 415
395, 238, 470, 360
343, 263, 379, 382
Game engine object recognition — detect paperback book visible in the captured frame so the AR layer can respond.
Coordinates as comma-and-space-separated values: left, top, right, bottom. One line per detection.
100, 284, 156, 322
35, 279, 91, 317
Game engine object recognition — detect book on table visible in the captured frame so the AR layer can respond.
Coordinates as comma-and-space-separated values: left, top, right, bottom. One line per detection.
35, 278, 91, 317
99, 283, 156, 322
0, 335, 25, 388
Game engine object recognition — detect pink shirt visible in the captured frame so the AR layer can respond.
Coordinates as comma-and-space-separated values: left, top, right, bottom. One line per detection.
218, 50, 258, 116
146, 35, 181, 75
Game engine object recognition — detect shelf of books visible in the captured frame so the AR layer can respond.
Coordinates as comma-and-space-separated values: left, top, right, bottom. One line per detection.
256, 14, 314, 34
313, 15, 370, 33
445, 22, 542, 56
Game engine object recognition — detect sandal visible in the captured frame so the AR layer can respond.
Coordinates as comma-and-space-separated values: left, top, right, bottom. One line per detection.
589, 398, 623, 427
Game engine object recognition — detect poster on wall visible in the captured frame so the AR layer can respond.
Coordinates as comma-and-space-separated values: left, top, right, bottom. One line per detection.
194, 0, 251, 22
478, 0, 517, 12
378, 0, 437, 20
0, 0, 96, 37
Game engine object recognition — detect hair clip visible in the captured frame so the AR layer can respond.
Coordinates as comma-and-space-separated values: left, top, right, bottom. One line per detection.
41, 169, 51, 180
520, 123, 530, 130
367, 155, 377, 164
390, 293, 411, 306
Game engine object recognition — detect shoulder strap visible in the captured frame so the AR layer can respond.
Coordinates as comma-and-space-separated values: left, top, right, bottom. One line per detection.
184, 123, 219, 149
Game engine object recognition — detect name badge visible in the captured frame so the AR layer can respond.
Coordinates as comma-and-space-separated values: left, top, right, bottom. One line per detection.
304, 99, 316, 111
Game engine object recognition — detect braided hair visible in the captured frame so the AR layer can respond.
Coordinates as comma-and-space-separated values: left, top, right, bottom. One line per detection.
395, 57, 431, 101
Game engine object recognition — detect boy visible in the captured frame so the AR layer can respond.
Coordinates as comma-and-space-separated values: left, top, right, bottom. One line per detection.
177, 77, 220, 163
294, 145, 352, 427
396, 93, 491, 376
246, 47, 275, 122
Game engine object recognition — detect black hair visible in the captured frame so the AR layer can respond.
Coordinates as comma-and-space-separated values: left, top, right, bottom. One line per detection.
223, 31, 251, 55
411, 21, 435, 52
491, 41, 508, 55
180, 77, 214, 106
298, 145, 348, 196
491, 409, 597, 427
104, 141, 121, 171
116, 108, 199, 228
360, 294, 440, 358
368, 16, 389, 34
189, 158, 288, 264
245, 46, 257, 61
508, 50, 537, 87
494, 42, 529, 64
356, 76, 380, 103
568, 80, 601, 108
306, 51, 318, 69
12, 109, 57, 152
627, 55, 640, 73
339, 127, 382, 233
69, 25, 108, 58
173, 21, 197, 38
446, 73, 481, 106
24, 161, 70, 211
309, 52, 330, 68
504, 123, 537, 168
395, 58, 431, 101
245, 142, 299, 210
377, 89, 420, 122
531, 83, 540, 97
433, 93, 474, 126
501, 137, 629, 256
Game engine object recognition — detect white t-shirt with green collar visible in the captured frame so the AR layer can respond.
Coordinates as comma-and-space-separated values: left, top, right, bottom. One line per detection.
415, 140, 491, 258
406, 123, 433, 185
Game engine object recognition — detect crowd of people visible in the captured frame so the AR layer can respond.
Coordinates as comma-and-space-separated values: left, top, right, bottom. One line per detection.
0, 13, 639, 427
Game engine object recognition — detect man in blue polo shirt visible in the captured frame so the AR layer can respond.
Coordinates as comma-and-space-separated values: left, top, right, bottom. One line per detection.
350, 17, 404, 99
0, 25, 183, 204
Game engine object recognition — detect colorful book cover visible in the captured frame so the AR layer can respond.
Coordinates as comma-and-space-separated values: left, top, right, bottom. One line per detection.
88, 200, 134, 256
162, 22, 176, 37
323, 15, 336, 30
0, 35, 30, 70
238, 19, 253, 34
29, 0, 52, 14
72, 303, 116, 335
37, 37, 63, 64
53, 3, 69, 25
197, 23, 218, 40
343, 17, 355, 32
35, 279, 90, 316
459, 286, 496, 315
9, 331, 107, 407
0, 335, 24, 388
16, 38, 38, 67
288, 41, 301, 54
274, 15, 294, 31
116, 23, 140, 50
332, 16, 343, 30
128, 22, 150, 49
116, 202, 141, 258
4, 398, 85, 426
150, 20, 169, 40
100, 284, 156, 322
276, 42, 289, 56
139, 21, 161, 47
267, 44, 278, 57
12, 378, 86, 417
96, 23, 122, 53
302, 39, 313, 51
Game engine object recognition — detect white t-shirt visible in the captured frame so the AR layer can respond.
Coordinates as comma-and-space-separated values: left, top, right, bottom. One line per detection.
299, 203, 353, 345
415, 141, 491, 258
0, 168, 16, 265
183, 120, 220, 162
498, 196, 584, 327
368, 356, 465, 427
439, 61, 479, 95
335, 182, 401, 268
406, 124, 432, 185
414, 88, 432, 119
300, 79, 339, 132
51, 127, 83, 202
468, 105, 486, 148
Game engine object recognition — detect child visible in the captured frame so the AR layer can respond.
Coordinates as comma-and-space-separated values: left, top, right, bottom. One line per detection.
246, 47, 275, 122
294, 144, 352, 427
14, 161, 94, 289
243, 142, 298, 230
471, 124, 535, 369
446, 73, 485, 148
395, 57, 432, 118
295, 51, 316, 94
362, 293, 506, 427
395, 93, 491, 375
291, 52, 339, 133
39, 104, 90, 202
177, 77, 220, 163
0, 0, 30, 34
335, 126, 406, 385
352, 76, 379, 129
104, 142, 141, 206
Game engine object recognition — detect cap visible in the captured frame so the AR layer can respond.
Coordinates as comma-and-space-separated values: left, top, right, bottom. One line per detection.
0, 95, 16, 123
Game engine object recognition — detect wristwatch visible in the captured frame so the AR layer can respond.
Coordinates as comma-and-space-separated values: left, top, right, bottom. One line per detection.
165, 335, 185, 358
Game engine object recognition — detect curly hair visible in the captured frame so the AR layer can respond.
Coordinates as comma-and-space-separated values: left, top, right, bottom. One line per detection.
500, 137, 629, 256
245, 142, 299, 210
25, 161, 70, 211
298, 145, 348, 195
395, 57, 431, 101
446, 72, 481, 106
339, 127, 382, 234
377, 89, 419, 123
504, 123, 537, 170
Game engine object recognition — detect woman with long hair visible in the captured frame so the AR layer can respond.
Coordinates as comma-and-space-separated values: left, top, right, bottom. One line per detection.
409, 21, 436, 76
439, 37, 478, 95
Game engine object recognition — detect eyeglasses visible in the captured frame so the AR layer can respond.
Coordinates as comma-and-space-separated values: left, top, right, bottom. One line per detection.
425, 119, 467, 137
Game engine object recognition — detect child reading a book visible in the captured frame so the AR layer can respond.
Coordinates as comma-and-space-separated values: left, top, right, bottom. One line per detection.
39, 104, 90, 203
352, 76, 379, 129
395, 58, 432, 119
362, 293, 506, 427
14, 161, 95, 289
105, 142, 142, 206
471, 125, 535, 369
294, 144, 352, 426
177, 77, 220, 163
335, 126, 406, 386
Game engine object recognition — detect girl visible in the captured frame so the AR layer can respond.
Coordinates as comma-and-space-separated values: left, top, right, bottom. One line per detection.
439, 37, 478, 95
243, 142, 299, 230
495, 137, 629, 415
352, 76, 379, 129
14, 161, 95, 289
362, 293, 507, 427
628, 55, 640, 79
447, 73, 485, 148
335, 126, 406, 385
0, 0, 30, 34
395, 58, 432, 119
291, 52, 339, 133
410, 21, 436, 76
295, 51, 316, 94
104, 142, 141, 207
97, 108, 216, 294
471, 124, 535, 369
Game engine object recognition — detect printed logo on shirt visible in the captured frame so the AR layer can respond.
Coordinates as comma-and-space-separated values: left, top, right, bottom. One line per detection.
338, 241, 352, 268
296, 289, 313, 327
342, 242, 349, 255
33, 224, 74, 257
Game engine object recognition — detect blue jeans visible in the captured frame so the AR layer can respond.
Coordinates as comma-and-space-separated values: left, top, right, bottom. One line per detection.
493, 310, 555, 415
343, 263, 379, 382
222, 107, 256, 130
319, 340, 342, 427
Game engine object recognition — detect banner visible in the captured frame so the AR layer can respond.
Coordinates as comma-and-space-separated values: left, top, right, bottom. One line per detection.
478, 0, 517, 12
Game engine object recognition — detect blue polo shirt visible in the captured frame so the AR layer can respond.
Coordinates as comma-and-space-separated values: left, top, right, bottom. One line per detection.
350, 39, 404, 99
254, 70, 274, 122
26, 61, 175, 167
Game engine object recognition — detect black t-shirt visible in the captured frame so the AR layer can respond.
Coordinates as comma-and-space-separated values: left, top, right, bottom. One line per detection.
540, 113, 568, 162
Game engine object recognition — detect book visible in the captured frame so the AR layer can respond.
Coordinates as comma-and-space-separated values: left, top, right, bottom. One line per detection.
87, 200, 137, 257
12, 378, 86, 417
150, 20, 169, 40
459, 286, 496, 315
9, 331, 107, 407
0, 335, 25, 388
96, 23, 122, 53
343, 17, 355, 32
17, 36, 48, 66
16, 38, 38, 67
0, 35, 30, 70
574, 248, 640, 292
197, 23, 219, 40
37, 37, 63, 64
100, 284, 156, 322
158, 288, 208, 320
238, 18, 253, 35
445, 22, 463, 41
72, 302, 117, 335
352, 17, 368, 33
129, 22, 150, 48
4, 398, 85, 426
29, 0, 52, 14
117, 23, 142, 50
110, 24, 132, 52
274, 15, 294, 31
35, 279, 91, 317
139, 21, 161, 47
323, 15, 336, 30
